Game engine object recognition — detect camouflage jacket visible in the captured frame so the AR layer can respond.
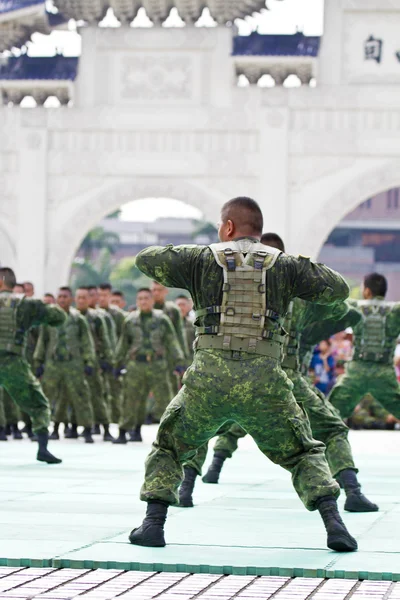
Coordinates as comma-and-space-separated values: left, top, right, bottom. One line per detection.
154, 300, 189, 358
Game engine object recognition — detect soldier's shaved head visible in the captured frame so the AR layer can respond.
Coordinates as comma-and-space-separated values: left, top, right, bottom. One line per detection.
261, 232, 285, 253
219, 197, 263, 242
0, 267, 17, 290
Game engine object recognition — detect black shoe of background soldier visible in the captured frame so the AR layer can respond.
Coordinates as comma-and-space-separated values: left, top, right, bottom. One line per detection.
317, 496, 358, 552
49, 422, 60, 440
129, 425, 143, 442
337, 469, 379, 513
103, 425, 114, 442
65, 424, 78, 439
92, 424, 101, 435
179, 467, 198, 507
36, 432, 62, 464
202, 451, 228, 484
144, 414, 153, 425
0, 426, 8, 441
129, 502, 167, 547
83, 427, 94, 444
5, 424, 11, 436
11, 424, 23, 440
113, 429, 128, 444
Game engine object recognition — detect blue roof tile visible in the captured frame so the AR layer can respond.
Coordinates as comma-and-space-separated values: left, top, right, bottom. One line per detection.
0, 0, 44, 15
233, 32, 320, 57
0, 55, 78, 80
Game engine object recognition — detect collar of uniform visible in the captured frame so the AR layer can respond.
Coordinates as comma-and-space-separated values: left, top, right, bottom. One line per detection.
232, 236, 260, 243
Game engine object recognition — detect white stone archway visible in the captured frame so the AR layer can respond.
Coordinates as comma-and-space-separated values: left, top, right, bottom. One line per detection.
294, 159, 400, 258
0, 223, 16, 270
46, 177, 225, 290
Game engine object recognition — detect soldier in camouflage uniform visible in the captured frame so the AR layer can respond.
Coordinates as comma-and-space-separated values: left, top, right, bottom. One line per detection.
329, 273, 400, 421
0, 267, 65, 463
176, 295, 196, 366
113, 288, 185, 444
181, 234, 377, 514
34, 287, 96, 444
98, 283, 127, 424
348, 394, 391, 429
129, 197, 357, 553
66, 287, 114, 441
0, 387, 7, 440
152, 282, 189, 397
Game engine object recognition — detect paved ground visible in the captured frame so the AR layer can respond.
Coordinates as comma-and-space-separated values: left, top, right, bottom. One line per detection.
0, 428, 399, 583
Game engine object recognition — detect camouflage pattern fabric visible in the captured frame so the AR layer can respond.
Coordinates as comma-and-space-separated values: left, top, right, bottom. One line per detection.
183, 316, 196, 365
34, 309, 95, 428
141, 349, 339, 510
154, 300, 188, 394
116, 310, 184, 427
104, 306, 126, 422
0, 292, 66, 434
349, 394, 390, 429
184, 422, 245, 475
135, 241, 349, 509
329, 361, 400, 419
0, 388, 5, 427
1, 387, 21, 424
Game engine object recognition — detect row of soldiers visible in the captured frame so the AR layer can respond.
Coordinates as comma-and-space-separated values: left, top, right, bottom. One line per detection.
0, 281, 196, 445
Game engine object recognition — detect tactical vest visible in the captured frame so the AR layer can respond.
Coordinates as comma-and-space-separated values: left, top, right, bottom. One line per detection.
195, 240, 285, 359
355, 299, 395, 363
0, 294, 25, 355
48, 309, 82, 362
126, 311, 165, 360
281, 301, 299, 370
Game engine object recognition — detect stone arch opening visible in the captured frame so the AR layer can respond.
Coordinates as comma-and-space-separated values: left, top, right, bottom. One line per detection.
46, 177, 224, 291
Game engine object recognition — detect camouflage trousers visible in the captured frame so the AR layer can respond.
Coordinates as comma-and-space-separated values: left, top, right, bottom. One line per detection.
349, 394, 390, 429
120, 360, 173, 430
57, 368, 110, 426
42, 360, 94, 427
141, 349, 339, 511
1, 388, 21, 424
185, 368, 355, 478
0, 388, 5, 427
105, 373, 122, 424
329, 361, 400, 420
0, 353, 50, 434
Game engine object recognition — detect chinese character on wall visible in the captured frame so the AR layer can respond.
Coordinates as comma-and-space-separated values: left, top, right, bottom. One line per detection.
364, 35, 383, 63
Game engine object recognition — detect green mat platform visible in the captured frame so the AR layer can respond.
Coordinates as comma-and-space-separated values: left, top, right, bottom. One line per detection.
0, 429, 399, 580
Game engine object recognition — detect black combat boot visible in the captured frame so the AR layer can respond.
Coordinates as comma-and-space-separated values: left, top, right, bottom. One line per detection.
11, 424, 23, 440
103, 425, 114, 442
5, 424, 11, 436
93, 424, 101, 435
113, 428, 127, 444
317, 496, 358, 552
49, 422, 60, 440
83, 427, 94, 444
129, 425, 143, 442
36, 432, 62, 464
337, 469, 379, 513
179, 467, 198, 507
129, 501, 168, 547
0, 426, 8, 441
65, 423, 78, 439
202, 451, 228, 484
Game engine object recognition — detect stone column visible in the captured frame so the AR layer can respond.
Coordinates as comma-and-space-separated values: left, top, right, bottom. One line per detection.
74, 26, 98, 107
257, 106, 290, 242
318, 0, 344, 86
16, 124, 48, 296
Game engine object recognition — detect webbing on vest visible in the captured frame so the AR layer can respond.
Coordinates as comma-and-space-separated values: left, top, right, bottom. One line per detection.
127, 310, 165, 360
282, 301, 299, 370
0, 294, 25, 355
195, 240, 284, 357
356, 299, 394, 362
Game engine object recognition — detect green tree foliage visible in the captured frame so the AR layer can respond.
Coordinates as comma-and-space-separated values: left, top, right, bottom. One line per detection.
80, 227, 120, 261
192, 220, 218, 242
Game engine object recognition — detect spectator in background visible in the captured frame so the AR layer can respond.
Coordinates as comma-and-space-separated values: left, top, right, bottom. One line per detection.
111, 289, 127, 310
43, 293, 56, 305
330, 330, 353, 364
23, 282, 35, 297
310, 339, 336, 396
13, 283, 25, 294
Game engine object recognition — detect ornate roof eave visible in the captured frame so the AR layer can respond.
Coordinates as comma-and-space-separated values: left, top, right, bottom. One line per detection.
0, 2, 50, 52
53, 0, 270, 25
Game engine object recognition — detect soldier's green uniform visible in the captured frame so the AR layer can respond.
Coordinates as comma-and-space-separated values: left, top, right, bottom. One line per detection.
135, 240, 348, 511
79, 308, 113, 427
104, 305, 126, 422
183, 315, 196, 366
189, 301, 360, 480
116, 310, 184, 430
329, 298, 400, 419
0, 292, 66, 434
349, 394, 390, 429
154, 300, 188, 393
0, 388, 6, 437
34, 307, 95, 428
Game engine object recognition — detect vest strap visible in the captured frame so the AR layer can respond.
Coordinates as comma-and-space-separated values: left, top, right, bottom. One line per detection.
195, 334, 282, 360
